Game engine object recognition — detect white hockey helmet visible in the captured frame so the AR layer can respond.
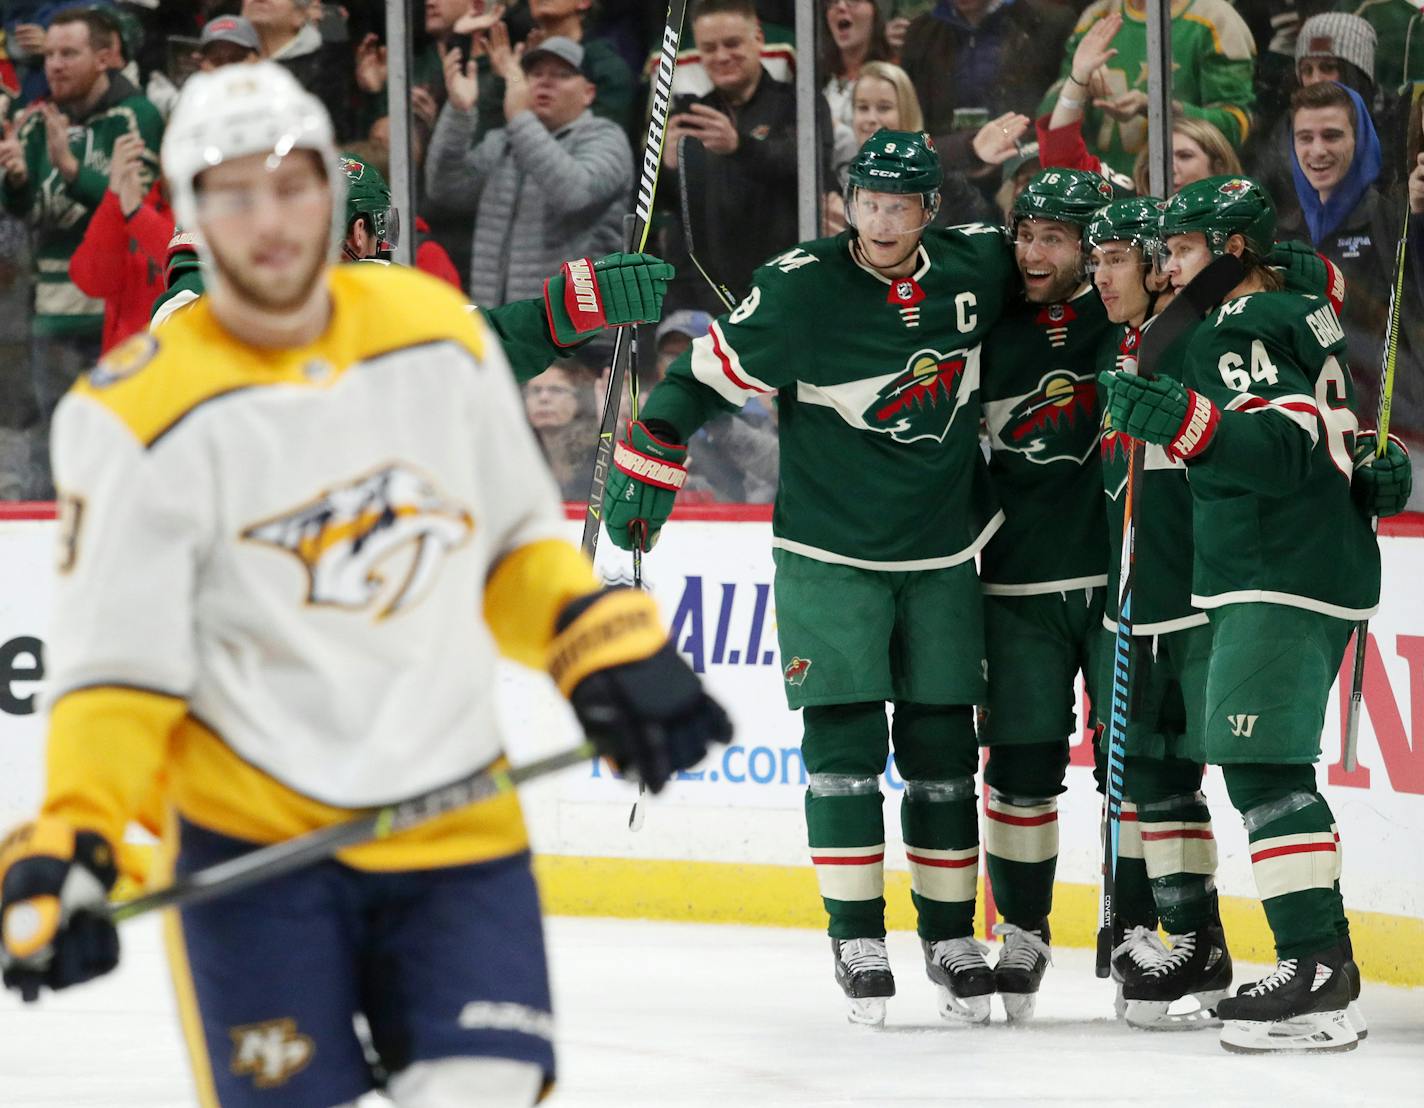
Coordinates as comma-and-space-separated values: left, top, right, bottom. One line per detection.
161, 61, 345, 254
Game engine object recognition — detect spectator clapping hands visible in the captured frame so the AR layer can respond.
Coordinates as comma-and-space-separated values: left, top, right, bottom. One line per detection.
107, 133, 148, 218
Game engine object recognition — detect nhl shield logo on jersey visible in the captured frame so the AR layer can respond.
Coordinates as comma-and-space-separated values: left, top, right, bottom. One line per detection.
988, 369, 1099, 464
229, 1017, 314, 1089
242, 463, 473, 619
864, 349, 970, 443
783, 657, 812, 686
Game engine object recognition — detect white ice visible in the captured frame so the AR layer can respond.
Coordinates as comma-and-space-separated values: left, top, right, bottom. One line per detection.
0, 917, 1420, 1106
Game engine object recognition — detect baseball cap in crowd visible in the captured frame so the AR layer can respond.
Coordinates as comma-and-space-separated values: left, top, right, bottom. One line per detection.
656, 310, 713, 347
1296, 13, 1376, 80
200, 15, 261, 55
520, 36, 590, 77
1002, 142, 1041, 184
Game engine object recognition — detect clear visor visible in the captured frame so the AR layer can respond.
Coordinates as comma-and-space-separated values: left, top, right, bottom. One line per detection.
372, 205, 400, 251
845, 185, 936, 238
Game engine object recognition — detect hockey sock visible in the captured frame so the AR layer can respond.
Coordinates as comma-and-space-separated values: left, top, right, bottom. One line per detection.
1223, 762, 1348, 959
983, 741, 1069, 927
1126, 756, 1217, 934
803, 702, 891, 940
1110, 799, 1157, 930
892, 703, 979, 941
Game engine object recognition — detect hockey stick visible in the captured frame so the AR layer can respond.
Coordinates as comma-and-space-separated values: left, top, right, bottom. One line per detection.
677, 134, 739, 311
1096, 253, 1245, 977
579, 0, 688, 559
106, 741, 597, 923
1342, 204, 1409, 773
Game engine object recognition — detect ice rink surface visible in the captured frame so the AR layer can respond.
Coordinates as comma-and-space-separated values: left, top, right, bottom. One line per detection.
0, 916, 1419, 1107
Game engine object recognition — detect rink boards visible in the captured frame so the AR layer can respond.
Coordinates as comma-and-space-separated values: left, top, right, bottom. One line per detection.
0, 507, 1421, 985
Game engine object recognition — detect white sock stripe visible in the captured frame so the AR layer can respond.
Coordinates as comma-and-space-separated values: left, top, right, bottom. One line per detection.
811, 846, 885, 902
985, 804, 1059, 865
905, 843, 978, 903
1143, 833, 1218, 879
1249, 833, 1339, 900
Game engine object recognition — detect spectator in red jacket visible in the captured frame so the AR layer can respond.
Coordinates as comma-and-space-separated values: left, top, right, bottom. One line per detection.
67, 131, 173, 353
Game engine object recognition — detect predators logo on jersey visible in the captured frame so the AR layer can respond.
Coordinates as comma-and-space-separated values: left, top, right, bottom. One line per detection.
986, 369, 1099, 465
864, 349, 971, 443
243, 463, 474, 619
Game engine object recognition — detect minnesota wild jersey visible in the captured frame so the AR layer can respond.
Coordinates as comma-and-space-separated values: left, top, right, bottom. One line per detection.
1100, 317, 1210, 633
1182, 290, 1380, 618
980, 285, 1111, 593
645, 226, 1018, 568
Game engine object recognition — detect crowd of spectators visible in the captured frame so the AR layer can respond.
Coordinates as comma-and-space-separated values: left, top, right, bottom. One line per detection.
0, 0, 1422, 507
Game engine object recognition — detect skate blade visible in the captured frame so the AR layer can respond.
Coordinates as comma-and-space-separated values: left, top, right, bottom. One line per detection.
1113, 985, 1127, 1021
933, 985, 991, 1026
1000, 992, 1037, 1024
846, 997, 887, 1027
1219, 1009, 1358, 1054
1346, 1001, 1368, 1041
1124, 989, 1227, 1032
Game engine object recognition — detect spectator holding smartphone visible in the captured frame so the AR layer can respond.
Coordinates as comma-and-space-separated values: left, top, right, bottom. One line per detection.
67, 131, 173, 353
661, 0, 832, 309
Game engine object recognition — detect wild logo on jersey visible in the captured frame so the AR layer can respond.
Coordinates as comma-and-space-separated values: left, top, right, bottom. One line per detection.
865, 349, 970, 443
242, 463, 473, 619
990, 369, 1099, 464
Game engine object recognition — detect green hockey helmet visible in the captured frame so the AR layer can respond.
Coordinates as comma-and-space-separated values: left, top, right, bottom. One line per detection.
1158, 175, 1275, 259
847, 128, 942, 195
1011, 168, 1116, 237
339, 152, 400, 253
1086, 196, 1165, 252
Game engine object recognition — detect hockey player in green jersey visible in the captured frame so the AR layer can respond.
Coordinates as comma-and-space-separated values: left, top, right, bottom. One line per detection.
976, 168, 1116, 1022
602, 130, 1018, 1026
1101, 176, 1411, 1053
1087, 195, 1232, 1030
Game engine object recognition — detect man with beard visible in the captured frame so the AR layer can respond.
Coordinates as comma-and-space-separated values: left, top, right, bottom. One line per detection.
0, 63, 730, 1104
601, 129, 1017, 1027
0, 6, 162, 493
974, 168, 1114, 1022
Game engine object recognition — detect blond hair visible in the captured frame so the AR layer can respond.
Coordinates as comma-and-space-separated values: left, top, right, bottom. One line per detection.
1132, 117, 1243, 195
852, 62, 924, 134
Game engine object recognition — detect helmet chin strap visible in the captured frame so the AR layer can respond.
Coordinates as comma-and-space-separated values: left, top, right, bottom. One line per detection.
853, 231, 922, 275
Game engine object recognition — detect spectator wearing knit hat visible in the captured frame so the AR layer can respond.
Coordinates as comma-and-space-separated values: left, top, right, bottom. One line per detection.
1247, 12, 1378, 226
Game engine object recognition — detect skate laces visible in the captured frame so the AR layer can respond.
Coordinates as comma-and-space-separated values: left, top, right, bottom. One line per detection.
928, 936, 990, 973
1244, 959, 1298, 996
991, 923, 1051, 970
839, 938, 891, 975
1110, 925, 1169, 970
1141, 932, 1198, 979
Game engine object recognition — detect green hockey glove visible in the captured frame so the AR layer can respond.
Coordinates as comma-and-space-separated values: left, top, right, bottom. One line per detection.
1098, 370, 1220, 461
543, 252, 677, 347
602, 420, 688, 551
1269, 240, 1346, 317
1352, 431, 1413, 518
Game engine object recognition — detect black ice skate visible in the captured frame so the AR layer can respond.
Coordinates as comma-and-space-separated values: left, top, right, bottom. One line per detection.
991, 920, 1051, 1023
831, 937, 895, 1027
1216, 942, 1357, 1054
922, 937, 995, 1025
1119, 922, 1231, 1031
1109, 924, 1169, 1020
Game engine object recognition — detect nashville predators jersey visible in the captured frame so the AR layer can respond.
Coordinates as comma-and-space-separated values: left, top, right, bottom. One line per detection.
42, 263, 598, 870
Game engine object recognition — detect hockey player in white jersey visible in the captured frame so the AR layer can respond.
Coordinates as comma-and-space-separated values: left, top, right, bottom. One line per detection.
0, 62, 730, 1106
